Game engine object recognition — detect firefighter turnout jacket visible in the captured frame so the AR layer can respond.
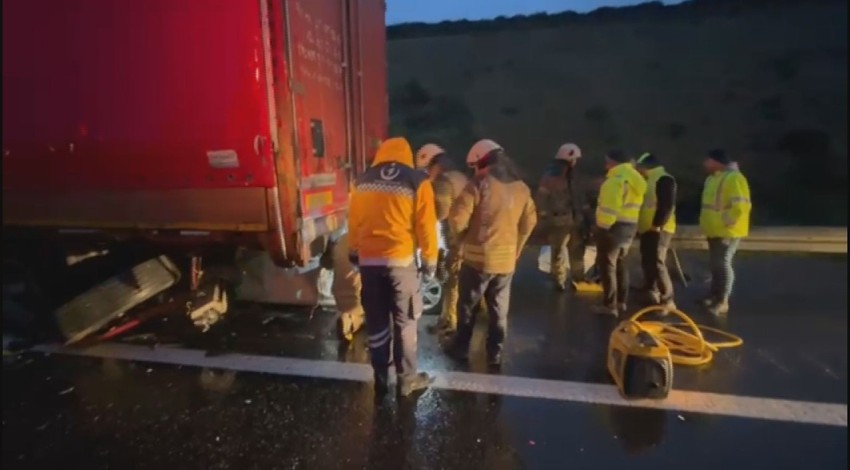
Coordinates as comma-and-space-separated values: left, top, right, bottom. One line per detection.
449, 173, 537, 274
433, 170, 469, 221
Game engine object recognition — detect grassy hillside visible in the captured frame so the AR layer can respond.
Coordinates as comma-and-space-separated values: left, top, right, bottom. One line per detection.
386, 0, 848, 225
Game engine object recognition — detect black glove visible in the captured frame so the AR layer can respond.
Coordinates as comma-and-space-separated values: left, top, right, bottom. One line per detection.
420, 264, 436, 283
320, 240, 336, 270
592, 226, 610, 246
436, 249, 449, 283
348, 252, 359, 267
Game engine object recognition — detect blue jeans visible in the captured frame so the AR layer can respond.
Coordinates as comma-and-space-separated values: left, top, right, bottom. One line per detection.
707, 238, 741, 303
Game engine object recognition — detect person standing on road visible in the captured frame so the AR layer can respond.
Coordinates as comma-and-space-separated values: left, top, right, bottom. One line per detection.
699, 149, 752, 316
446, 139, 537, 366
594, 150, 647, 316
348, 137, 439, 397
635, 152, 677, 313
415, 143, 469, 336
321, 230, 365, 343
536, 143, 588, 291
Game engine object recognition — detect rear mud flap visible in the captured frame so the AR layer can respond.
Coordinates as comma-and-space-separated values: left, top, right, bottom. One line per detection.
56, 256, 181, 345
235, 250, 330, 307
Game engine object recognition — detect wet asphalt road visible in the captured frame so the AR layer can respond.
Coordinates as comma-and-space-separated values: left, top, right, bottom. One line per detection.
2, 250, 847, 469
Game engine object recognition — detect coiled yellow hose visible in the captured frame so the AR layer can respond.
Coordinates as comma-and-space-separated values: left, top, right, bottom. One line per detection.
625, 305, 744, 366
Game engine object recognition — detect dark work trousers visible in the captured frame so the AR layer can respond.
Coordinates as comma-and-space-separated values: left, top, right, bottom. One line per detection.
639, 231, 675, 304
595, 223, 638, 309
707, 237, 741, 303
360, 265, 422, 382
454, 264, 514, 357
548, 224, 586, 285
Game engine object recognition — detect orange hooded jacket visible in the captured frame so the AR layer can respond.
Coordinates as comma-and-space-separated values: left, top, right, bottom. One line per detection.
348, 137, 439, 268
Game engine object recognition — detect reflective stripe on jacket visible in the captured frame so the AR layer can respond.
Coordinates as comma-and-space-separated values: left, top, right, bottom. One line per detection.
596, 163, 647, 229
638, 167, 676, 234
699, 169, 752, 238
349, 138, 439, 268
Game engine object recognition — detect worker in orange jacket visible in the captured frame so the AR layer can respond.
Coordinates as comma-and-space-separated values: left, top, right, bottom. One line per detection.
348, 137, 439, 397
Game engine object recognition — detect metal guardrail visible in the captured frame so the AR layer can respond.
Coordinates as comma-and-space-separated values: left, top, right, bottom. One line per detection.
671, 226, 847, 254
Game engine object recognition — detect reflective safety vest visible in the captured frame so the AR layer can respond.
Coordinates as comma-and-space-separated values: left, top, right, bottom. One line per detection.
699, 169, 752, 238
638, 167, 676, 234
596, 163, 647, 229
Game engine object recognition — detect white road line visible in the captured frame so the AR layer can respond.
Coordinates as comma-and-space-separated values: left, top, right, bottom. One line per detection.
31, 343, 847, 428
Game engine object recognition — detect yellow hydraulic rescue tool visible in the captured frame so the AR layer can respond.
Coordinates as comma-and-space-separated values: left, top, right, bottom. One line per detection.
607, 305, 743, 399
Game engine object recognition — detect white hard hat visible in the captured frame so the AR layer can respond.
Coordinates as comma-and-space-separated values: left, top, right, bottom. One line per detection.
415, 143, 445, 169
555, 143, 582, 162
466, 139, 502, 167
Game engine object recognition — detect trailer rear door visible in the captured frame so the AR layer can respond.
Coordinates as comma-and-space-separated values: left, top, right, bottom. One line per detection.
279, 0, 352, 262
350, 0, 389, 175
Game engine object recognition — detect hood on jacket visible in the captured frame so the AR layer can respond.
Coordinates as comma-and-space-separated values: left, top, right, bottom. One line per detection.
372, 137, 414, 168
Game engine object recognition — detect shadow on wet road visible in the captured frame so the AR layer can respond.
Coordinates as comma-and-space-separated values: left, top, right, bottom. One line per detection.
2, 353, 846, 469
118, 250, 847, 403
2, 250, 847, 468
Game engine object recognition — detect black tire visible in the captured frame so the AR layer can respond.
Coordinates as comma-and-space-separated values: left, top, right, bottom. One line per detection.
421, 276, 443, 316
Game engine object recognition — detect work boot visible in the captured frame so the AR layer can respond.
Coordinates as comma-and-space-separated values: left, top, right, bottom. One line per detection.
488, 351, 503, 367
553, 279, 567, 292
594, 304, 619, 317
445, 340, 469, 363
707, 302, 730, 317
374, 372, 390, 398
398, 372, 433, 397
646, 290, 661, 306
659, 300, 677, 316
699, 296, 717, 308
428, 319, 453, 336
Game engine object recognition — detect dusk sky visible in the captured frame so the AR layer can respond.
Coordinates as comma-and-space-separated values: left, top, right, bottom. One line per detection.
386, 0, 684, 25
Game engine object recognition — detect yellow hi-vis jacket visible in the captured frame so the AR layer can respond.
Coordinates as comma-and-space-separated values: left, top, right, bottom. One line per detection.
638, 167, 676, 234
596, 163, 647, 229
699, 168, 752, 238
348, 137, 439, 268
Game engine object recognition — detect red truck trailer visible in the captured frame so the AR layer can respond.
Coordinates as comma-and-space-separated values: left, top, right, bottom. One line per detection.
2, 0, 388, 341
